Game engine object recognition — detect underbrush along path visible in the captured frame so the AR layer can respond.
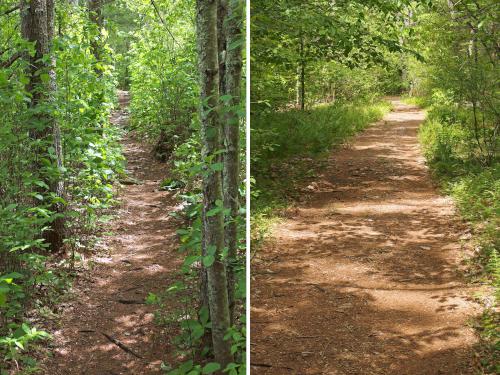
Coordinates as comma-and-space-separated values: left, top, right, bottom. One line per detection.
251, 97, 480, 374
43, 91, 182, 374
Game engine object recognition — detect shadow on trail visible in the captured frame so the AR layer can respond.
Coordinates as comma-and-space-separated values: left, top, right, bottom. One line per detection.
251, 98, 479, 375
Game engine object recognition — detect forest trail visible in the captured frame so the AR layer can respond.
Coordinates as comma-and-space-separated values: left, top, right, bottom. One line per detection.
251, 97, 480, 374
43, 91, 181, 374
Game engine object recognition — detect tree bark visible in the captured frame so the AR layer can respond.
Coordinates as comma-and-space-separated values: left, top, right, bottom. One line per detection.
196, 0, 233, 370
88, 0, 103, 70
21, 0, 65, 252
298, 36, 305, 110
222, 0, 242, 326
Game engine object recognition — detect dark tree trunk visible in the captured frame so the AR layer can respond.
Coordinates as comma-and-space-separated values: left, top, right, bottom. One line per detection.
21, 0, 65, 252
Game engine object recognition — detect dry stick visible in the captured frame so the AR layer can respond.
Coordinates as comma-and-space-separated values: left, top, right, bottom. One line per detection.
101, 332, 143, 359
250, 363, 272, 368
116, 299, 145, 305
250, 363, 294, 370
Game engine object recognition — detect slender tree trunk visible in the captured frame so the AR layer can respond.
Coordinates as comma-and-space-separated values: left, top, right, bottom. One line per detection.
296, 64, 301, 108
21, 0, 65, 252
196, 0, 233, 370
199, 0, 228, 343
47, 0, 65, 252
222, 0, 242, 326
298, 36, 305, 110
300, 61, 305, 110
88, 0, 103, 71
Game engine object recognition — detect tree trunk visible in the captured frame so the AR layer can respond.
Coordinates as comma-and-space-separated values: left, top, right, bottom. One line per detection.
88, 0, 103, 70
21, 0, 65, 252
195, 0, 233, 370
222, 0, 242, 326
300, 61, 305, 110
298, 36, 305, 110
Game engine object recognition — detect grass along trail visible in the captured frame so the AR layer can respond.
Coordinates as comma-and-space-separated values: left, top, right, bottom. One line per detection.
251, 97, 480, 374
43, 91, 182, 374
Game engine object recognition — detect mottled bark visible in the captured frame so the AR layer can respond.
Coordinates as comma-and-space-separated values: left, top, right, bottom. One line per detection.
21, 0, 65, 252
88, 0, 103, 70
196, 0, 233, 370
218, 0, 227, 95
222, 0, 242, 326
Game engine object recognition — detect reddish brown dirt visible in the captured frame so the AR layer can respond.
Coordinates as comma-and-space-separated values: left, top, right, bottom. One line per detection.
42, 92, 182, 374
250, 98, 480, 375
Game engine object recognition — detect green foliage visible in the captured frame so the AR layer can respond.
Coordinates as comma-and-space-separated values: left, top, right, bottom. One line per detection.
126, 0, 199, 161
418, 98, 499, 372
153, 191, 246, 373
407, 1, 498, 164
0, 1, 123, 370
251, 0, 421, 109
0, 323, 50, 364
253, 100, 390, 163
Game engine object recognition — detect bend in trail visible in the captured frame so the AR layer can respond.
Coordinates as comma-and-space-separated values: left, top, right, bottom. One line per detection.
44, 91, 181, 374
251, 97, 479, 375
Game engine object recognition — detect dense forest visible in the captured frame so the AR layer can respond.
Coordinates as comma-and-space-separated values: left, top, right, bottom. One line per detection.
251, 0, 498, 373
0, 0, 245, 374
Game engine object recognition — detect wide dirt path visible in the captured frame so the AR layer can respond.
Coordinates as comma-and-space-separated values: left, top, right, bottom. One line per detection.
43, 92, 181, 374
251, 98, 479, 374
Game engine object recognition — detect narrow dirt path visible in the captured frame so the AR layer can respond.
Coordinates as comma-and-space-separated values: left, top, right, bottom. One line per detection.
43, 91, 182, 374
251, 98, 479, 374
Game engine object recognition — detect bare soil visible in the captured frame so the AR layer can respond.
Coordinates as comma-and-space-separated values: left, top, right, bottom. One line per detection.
42, 91, 182, 374
250, 98, 480, 374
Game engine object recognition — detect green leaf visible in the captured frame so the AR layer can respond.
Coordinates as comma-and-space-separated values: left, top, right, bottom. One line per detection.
210, 162, 223, 171
206, 207, 221, 217
32, 193, 44, 201
206, 245, 217, 256
40, 73, 50, 83
202, 255, 215, 267
183, 255, 200, 267
202, 363, 221, 374
15, 341, 24, 350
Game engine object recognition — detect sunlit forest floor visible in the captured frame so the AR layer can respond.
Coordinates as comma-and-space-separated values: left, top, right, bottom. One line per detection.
41, 92, 182, 374
251, 98, 480, 374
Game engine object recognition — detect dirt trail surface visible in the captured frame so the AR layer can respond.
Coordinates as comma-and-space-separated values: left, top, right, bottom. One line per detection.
43, 91, 181, 374
251, 98, 479, 374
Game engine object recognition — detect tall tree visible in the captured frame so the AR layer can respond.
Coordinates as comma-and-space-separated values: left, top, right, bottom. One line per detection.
221, 0, 243, 325
21, 0, 65, 252
195, 0, 233, 369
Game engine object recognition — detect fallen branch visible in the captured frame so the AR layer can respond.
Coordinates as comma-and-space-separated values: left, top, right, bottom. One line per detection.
2, 5, 20, 16
117, 299, 145, 305
119, 176, 142, 185
101, 332, 143, 359
250, 363, 272, 368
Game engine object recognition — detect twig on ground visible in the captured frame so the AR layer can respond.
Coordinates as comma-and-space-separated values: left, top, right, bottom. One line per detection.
117, 299, 145, 305
101, 332, 143, 359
